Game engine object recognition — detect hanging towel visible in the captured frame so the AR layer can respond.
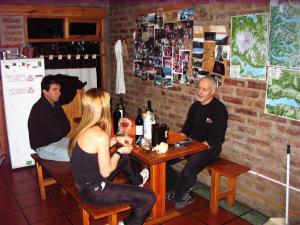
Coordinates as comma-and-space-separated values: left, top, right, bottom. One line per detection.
115, 39, 126, 94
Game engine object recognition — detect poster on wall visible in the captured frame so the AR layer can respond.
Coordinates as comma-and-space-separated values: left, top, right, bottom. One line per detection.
268, 3, 300, 68
265, 67, 300, 121
230, 13, 269, 80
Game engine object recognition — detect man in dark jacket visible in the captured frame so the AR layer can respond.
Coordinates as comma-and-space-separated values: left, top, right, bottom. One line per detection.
167, 77, 228, 209
28, 75, 70, 161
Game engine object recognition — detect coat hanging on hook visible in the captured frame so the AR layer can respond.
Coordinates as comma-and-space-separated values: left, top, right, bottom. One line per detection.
115, 39, 126, 94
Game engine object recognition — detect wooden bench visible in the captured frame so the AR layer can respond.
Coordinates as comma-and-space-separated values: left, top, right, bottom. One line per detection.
31, 154, 130, 225
207, 157, 250, 215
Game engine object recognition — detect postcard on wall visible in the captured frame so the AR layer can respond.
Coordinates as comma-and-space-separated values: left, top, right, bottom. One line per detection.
193, 26, 203, 36
154, 75, 163, 86
163, 75, 173, 87
210, 25, 226, 33
163, 11, 177, 23
177, 8, 194, 21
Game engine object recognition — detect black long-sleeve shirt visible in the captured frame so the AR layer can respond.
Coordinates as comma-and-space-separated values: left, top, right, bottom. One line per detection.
28, 96, 70, 150
181, 97, 228, 150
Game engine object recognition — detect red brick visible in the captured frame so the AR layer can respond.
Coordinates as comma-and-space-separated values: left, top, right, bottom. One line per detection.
260, 113, 287, 123
248, 80, 266, 90
224, 77, 245, 87
4, 25, 22, 29
235, 107, 258, 117
247, 118, 272, 128
237, 125, 256, 135
1, 18, 21, 23
246, 137, 270, 147
228, 114, 245, 123
217, 85, 234, 94
236, 88, 259, 98
223, 96, 243, 104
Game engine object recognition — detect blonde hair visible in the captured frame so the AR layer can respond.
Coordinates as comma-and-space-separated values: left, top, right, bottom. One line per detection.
68, 88, 111, 155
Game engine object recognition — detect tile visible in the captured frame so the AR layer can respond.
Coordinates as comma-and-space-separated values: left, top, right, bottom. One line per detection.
0, 195, 19, 214
31, 215, 72, 225
241, 210, 269, 225
192, 206, 237, 225
15, 191, 42, 208
193, 184, 211, 200
226, 217, 253, 225
0, 175, 6, 188
163, 215, 206, 225
65, 210, 108, 225
49, 192, 79, 213
65, 210, 82, 225
219, 199, 252, 216
4, 167, 35, 185
45, 183, 64, 200
0, 210, 28, 225
9, 179, 39, 195
22, 200, 62, 223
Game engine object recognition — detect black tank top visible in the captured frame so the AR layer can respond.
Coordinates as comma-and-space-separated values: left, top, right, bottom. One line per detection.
70, 143, 104, 187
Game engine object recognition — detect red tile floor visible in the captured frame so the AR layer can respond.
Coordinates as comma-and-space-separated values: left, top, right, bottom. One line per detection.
0, 157, 258, 225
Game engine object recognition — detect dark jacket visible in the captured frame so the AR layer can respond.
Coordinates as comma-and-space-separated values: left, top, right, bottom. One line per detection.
28, 96, 70, 150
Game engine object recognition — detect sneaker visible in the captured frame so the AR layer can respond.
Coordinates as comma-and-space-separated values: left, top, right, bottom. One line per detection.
166, 190, 175, 201
174, 192, 195, 209
139, 168, 149, 187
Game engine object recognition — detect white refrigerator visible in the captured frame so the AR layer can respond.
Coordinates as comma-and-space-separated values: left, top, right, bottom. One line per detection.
1, 58, 45, 169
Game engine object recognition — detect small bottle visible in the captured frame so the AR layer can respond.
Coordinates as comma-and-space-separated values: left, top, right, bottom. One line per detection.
135, 108, 143, 143
119, 97, 125, 118
113, 104, 121, 134
145, 100, 153, 113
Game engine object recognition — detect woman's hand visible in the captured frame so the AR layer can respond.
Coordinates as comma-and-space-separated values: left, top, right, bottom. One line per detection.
116, 136, 133, 146
117, 146, 133, 154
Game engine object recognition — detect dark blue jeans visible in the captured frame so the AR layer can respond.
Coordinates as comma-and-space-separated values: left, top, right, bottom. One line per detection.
77, 155, 156, 225
167, 149, 220, 202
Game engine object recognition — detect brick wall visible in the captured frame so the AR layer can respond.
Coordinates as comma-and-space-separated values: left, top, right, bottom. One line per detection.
109, 2, 300, 223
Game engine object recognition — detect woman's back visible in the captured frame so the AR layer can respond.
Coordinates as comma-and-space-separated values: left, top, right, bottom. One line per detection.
70, 143, 103, 187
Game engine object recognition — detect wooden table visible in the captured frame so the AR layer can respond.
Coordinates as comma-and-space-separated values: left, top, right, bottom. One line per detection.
131, 131, 209, 224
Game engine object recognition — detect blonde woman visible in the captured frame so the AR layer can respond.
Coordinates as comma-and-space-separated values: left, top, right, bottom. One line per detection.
69, 88, 155, 225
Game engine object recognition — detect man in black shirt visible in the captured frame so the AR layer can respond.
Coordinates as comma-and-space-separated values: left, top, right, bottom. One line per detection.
167, 77, 228, 209
28, 75, 70, 161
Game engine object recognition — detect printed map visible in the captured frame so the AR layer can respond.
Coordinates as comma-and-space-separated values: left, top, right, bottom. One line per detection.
265, 67, 300, 121
230, 14, 269, 80
269, 3, 300, 68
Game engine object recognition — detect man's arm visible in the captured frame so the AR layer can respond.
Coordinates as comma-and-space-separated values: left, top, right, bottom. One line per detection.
180, 104, 194, 137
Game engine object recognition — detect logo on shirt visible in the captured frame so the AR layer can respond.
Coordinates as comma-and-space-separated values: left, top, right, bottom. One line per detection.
206, 117, 213, 123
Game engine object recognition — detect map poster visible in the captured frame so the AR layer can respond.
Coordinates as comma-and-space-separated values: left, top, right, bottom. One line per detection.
268, 3, 300, 68
265, 67, 300, 121
230, 14, 269, 80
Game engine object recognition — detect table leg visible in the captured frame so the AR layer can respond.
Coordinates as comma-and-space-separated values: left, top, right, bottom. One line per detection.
150, 162, 166, 218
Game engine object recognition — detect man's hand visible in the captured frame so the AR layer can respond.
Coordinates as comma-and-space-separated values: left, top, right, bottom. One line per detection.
202, 141, 210, 148
179, 132, 187, 138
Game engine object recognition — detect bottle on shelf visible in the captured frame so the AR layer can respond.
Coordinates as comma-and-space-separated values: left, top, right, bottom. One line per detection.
113, 104, 121, 134
119, 97, 125, 118
135, 108, 143, 144
145, 100, 153, 113
143, 100, 155, 141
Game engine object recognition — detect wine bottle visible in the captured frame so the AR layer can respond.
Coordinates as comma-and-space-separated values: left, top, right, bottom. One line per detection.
113, 104, 121, 134
145, 100, 153, 113
143, 100, 155, 141
135, 108, 143, 143
119, 97, 125, 118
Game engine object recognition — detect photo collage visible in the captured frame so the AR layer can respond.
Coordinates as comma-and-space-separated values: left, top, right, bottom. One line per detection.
133, 8, 229, 87
134, 8, 195, 87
